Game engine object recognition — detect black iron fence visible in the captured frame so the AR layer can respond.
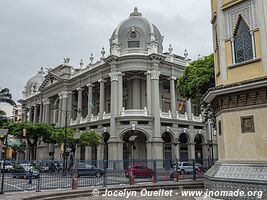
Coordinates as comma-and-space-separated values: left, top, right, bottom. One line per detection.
0, 158, 216, 193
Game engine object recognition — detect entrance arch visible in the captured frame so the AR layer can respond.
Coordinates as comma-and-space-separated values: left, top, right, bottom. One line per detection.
194, 134, 204, 164
162, 132, 173, 169
122, 130, 148, 165
179, 132, 189, 161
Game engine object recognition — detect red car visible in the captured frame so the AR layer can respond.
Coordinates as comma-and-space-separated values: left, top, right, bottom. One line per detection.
125, 164, 153, 178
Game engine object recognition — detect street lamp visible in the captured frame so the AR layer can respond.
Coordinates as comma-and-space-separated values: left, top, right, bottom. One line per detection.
0, 129, 9, 194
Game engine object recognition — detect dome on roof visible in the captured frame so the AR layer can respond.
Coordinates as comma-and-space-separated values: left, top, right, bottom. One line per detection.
109, 7, 163, 55
23, 68, 45, 97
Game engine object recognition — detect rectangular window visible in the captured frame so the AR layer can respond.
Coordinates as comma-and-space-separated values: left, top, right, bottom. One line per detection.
218, 120, 222, 136
128, 41, 140, 48
241, 116, 255, 133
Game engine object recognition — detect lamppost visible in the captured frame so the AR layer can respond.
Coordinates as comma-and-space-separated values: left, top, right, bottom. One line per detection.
0, 129, 9, 194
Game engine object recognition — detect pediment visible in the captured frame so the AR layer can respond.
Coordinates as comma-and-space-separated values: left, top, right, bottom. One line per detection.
39, 72, 64, 91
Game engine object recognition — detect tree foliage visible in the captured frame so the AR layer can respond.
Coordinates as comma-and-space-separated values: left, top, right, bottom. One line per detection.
177, 54, 215, 123
0, 87, 16, 106
177, 54, 215, 103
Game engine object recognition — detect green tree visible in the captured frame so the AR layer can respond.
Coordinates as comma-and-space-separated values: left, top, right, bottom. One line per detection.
177, 54, 215, 122
6, 122, 57, 160
0, 88, 16, 106
51, 129, 101, 157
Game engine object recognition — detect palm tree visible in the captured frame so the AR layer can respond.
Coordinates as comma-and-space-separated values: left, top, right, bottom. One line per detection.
0, 88, 16, 106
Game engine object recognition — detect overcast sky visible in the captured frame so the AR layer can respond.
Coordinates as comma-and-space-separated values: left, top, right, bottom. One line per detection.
0, 0, 213, 114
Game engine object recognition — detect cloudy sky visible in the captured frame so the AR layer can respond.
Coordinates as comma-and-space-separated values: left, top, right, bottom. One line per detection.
0, 0, 213, 114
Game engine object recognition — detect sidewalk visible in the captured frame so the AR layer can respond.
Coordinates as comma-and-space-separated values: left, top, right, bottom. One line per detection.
0, 180, 204, 200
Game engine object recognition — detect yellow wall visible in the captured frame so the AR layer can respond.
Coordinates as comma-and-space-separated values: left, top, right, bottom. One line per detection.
218, 30, 266, 85
211, 0, 217, 22
217, 107, 267, 161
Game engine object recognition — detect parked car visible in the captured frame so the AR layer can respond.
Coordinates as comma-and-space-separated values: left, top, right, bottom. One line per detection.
0, 160, 14, 172
11, 164, 39, 179
76, 163, 104, 178
125, 164, 153, 178
170, 162, 199, 180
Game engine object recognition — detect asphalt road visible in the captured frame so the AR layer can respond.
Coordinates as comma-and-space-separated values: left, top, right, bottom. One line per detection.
0, 171, 198, 193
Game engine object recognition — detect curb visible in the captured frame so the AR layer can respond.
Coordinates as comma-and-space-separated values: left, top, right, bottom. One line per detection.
23, 181, 204, 200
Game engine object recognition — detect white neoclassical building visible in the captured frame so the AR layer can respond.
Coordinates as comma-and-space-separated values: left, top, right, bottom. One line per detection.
20, 8, 217, 167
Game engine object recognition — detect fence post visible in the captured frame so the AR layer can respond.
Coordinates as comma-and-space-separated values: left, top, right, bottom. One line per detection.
36, 171, 41, 192
103, 160, 107, 187
153, 159, 157, 183
192, 159, 196, 181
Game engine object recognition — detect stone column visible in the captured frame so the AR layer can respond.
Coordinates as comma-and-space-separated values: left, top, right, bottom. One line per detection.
61, 91, 68, 127
98, 79, 105, 118
45, 98, 50, 123
58, 95, 63, 126
189, 143, 196, 160
67, 92, 73, 124
132, 77, 141, 109
42, 100, 46, 123
39, 103, 43, 123
77, 88, 83, 122
109, 71, 120, 136
170, 77, 177, 118
172, 142, 180, 161
22, 108, 27, 122
28, 106, 33, 122
151, 69, 161, 138
87, 84, 93, 119
146, 141, 152, 161
33, 105, 38, 123
118, 73, 123, 114
187, 98, 192, 120
85, 146, 92, 160
146, 71, 152, 115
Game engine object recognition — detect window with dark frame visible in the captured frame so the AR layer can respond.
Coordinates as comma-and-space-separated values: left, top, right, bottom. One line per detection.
234, 17, 253, 63
241, 116, 255, 133
128, 41, 140, 48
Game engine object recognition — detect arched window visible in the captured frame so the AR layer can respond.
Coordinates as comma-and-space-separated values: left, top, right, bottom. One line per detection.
234, 17, 253, 63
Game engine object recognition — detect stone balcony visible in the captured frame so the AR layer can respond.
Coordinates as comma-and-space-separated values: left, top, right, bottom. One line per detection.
120, 107, 148, 116
69, 107, 203, 126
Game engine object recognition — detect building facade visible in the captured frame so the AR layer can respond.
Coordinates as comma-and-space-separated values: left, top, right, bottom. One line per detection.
20, 8, 217, 167
12, 104, 22, 122
205, 0, 267, 196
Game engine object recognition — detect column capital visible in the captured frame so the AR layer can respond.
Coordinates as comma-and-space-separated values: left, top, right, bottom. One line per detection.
76, 87, 83, 91
86, 83, 94, 87
109, 71, 121, 81
150, 70, 161, 80
43, 98, 50, 105
145, 71, 151, 75
98, 78, 106, 83
168, 76, 177, 80
59, 91, 69, 99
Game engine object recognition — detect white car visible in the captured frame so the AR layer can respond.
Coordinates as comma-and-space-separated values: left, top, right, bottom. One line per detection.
174, 162, 199, 174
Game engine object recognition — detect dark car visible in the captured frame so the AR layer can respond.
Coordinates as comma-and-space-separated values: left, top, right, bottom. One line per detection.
11, 164, 39, 179
125, 164, 153, 178
76, 163, 104, 178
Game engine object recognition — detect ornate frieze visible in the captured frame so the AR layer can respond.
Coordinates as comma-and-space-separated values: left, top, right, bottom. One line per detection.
211, 88, 267, 114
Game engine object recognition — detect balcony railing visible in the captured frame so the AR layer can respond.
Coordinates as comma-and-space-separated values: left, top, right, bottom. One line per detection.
120, 107, 148, 116
70, 109, 203, 125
